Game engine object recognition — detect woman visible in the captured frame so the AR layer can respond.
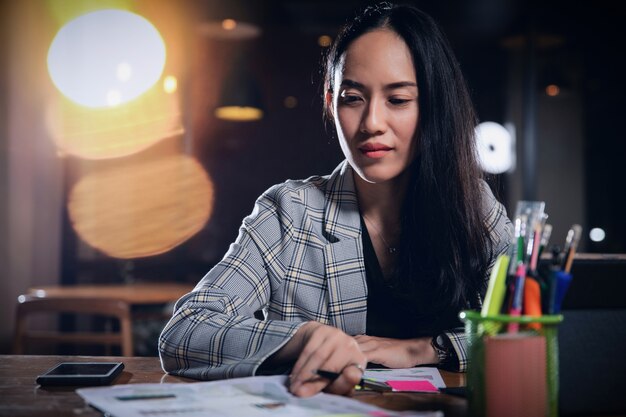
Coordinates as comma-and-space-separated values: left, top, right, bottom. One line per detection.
159, 2, 512, 398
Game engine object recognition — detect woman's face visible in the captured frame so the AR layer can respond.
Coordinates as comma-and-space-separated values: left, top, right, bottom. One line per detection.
331, 29, 419, 185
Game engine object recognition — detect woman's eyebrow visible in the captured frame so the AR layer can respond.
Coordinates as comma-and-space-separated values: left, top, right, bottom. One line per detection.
384, 81, 418, 90
340, 79, 364, 89
340, 79, 417, 90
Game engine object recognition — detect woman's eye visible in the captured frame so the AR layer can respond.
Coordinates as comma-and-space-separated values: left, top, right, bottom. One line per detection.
389, 97, 411, 106
340, 95, 363, 105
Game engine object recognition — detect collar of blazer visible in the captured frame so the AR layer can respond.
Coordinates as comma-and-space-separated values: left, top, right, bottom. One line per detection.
323, 161, 362, 242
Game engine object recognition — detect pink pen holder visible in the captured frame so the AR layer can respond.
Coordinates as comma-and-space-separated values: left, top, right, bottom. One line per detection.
460, 311, 563, 417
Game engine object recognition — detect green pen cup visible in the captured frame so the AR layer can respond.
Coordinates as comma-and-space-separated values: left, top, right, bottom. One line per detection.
460, 311, 564, 417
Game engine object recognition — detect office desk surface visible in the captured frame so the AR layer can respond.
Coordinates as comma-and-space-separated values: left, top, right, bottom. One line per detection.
0, 355, 467, 417
28, 283, 194, 305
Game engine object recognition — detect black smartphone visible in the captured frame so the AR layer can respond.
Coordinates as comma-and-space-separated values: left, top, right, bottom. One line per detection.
36, 362, 124, 386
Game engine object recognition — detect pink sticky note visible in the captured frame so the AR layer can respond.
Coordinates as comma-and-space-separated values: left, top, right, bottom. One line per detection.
386, 380, 439, 393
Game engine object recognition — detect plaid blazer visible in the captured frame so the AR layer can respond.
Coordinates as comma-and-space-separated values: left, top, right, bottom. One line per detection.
159, 161, 512, 380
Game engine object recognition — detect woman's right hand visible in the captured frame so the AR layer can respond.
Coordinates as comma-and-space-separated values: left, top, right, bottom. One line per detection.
284, 321, 366, 397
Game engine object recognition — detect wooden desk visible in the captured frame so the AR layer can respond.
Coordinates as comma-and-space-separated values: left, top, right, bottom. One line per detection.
27, 282, 194, 325
0, 355, 467, 417
27, 283, 194, 305
20, 283, 194, 356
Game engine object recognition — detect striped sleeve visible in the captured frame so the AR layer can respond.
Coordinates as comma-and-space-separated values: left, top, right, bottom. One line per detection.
158, 186, 305, 380
442, 328, 468, 372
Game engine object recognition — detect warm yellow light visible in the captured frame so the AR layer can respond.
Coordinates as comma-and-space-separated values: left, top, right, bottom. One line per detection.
47, 9, 166, 108
163, 75, 178, 94
284, 96, 298, 109
198, 20, 260, 39
222, 19, 237, 30
47, 0, 133, 26
68, 155, 214, 259
46, 86, 184, 159
546, 84, 560, 96
215, 106, 263, 121
318, 35, 332, 47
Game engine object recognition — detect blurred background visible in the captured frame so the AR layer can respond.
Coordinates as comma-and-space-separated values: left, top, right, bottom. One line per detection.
1, 0, 624, 354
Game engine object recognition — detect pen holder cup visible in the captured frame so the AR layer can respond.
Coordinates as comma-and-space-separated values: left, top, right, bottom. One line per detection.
460, 311, 563, 417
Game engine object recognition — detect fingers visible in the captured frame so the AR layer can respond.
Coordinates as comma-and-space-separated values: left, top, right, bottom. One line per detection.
289, 325, 366, 397
324, 363, 364, 396
290, 327, 334, 388
289, 325, 338, 396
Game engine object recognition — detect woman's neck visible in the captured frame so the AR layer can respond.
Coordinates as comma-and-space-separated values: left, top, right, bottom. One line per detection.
354, 172, 409, 228
355, 172, 409, 278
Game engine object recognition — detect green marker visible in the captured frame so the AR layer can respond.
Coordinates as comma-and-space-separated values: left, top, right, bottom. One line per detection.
481, 254, 510, 335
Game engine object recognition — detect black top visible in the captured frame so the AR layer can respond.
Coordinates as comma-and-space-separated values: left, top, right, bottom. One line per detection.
361, 217, 462, 339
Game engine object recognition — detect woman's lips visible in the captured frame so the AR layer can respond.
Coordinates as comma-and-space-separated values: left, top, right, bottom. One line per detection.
359, 144, 392, 159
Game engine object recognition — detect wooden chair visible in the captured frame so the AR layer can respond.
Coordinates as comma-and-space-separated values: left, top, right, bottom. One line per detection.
13, 294, 133, 356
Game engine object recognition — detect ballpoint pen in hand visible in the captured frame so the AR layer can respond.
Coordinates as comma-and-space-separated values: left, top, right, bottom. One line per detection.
315, 369, 392, 392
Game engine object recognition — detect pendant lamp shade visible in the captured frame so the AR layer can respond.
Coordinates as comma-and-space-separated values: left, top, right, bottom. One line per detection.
215, 55, 264, 121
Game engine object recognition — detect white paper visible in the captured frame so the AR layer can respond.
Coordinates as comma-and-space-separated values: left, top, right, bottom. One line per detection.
362, 367, 446, 389
77, 375, 442, 417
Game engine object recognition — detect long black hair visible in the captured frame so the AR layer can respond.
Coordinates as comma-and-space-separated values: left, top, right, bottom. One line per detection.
324, 3, 491, 314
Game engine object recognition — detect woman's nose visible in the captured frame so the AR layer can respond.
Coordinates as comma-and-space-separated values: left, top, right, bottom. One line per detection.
360, 98, 387, 135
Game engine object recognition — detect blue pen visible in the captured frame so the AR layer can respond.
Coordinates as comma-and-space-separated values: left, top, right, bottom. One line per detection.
552, 270, 573, 314
543, 247, 561, 313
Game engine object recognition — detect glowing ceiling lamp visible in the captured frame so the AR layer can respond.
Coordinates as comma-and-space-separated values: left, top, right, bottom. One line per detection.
47, 9, 166, 108
475, 122, 515, 174
214, 54, 264, 122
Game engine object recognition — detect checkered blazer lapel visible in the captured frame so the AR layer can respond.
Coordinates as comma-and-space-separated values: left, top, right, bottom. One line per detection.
322, 161, 368, 335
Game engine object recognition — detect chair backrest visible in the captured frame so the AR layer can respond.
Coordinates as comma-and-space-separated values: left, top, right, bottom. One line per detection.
558, 255, 626, 416
13, 294, 133, 356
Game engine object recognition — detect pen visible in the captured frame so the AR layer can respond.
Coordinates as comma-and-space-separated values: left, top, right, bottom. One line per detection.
529, 224, 542, 273
523, 224, 543, 329
563, 224, 582, 273
538, 224, 552, 258
552, 270, 573, 313
523, 274, 542, 329
544, 247, 561, 313
507, 216, 527, 333
508, 217, 525, 276
507, 263, 526, 333
439, 386, 466, 397
315, 369, 392, 392
116, 393, 177, 401
518, 216, 527, 265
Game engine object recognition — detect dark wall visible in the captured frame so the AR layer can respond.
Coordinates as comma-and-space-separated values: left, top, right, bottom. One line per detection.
580, 5, 626, 254
61, 0, 626, 285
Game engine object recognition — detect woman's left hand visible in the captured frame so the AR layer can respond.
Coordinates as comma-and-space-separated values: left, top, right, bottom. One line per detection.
353, 335, 438, 368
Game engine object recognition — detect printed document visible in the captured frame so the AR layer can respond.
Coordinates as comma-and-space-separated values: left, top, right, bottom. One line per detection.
77, 375, 442, 417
